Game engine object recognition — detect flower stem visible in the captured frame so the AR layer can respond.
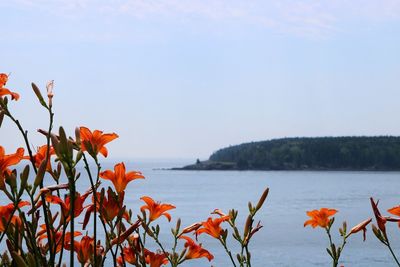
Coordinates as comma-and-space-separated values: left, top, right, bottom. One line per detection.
70, 179, 76, 267
219, 237, 237, 267
325, 227, 338, 267
82, 153, 100, 266
387, 240, 400, 266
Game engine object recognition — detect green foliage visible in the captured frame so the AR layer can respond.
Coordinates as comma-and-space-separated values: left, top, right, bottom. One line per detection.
209, 136, 400, 170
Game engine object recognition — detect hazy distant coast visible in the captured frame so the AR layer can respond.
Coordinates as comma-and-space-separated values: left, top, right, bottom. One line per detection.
173, 136, 400, 171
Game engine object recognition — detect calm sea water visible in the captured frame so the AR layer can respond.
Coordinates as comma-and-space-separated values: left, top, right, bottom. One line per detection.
6, 160, 400, 266
101, 160, 400, 267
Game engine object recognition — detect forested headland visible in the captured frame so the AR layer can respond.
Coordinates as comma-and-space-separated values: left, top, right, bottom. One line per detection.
176, 136, 400, 170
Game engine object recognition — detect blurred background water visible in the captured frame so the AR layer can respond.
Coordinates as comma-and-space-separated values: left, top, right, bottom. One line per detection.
4, 159, 400, 266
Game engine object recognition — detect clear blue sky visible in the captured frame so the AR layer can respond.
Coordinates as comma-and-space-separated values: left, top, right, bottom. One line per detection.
1, 1, 400, 159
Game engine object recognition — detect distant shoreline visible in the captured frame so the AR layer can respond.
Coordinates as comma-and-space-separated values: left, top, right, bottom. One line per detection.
170, 160, 400, 171
172, 136, 400, 171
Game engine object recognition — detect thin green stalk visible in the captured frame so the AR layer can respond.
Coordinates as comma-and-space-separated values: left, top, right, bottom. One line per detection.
219, 238, 237, 267
94, 158, 101, 266
325, 227, 338, 267
100, 218, 117, 267
66, 162, 76, 267
244, 246, 251, 267
171, 234, 179, 267
70, 182, 76, 267
150, 231, 173, 265
82, 153, 99, 267
45, 105, 57, 266
386, 239, 400, 266
109, 221, 119, 267
57, 219, 68, 267
135, 230, 147, 267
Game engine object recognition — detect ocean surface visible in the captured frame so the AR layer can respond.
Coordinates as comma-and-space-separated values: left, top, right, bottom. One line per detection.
5, 159, 400, 266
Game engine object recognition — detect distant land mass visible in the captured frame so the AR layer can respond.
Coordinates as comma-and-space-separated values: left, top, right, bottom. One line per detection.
173, 136, 400, 171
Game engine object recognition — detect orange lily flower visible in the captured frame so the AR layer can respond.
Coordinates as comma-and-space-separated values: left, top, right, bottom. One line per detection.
144, 249, 168, 267
45, 192, 90, 222
386, 205, 400, 227
83, 188, 129, 229
179, 235, 214, 261
140, 196, 175, 222
0, 146, 25, 189
0, 73, 19, 100
0, 146, 25, 174
117, 241, 139, 266
80, 126, 118, 157
0, 74, 7, 87
37, 225, 82, 253
370, 198, 387, 234
304, 208, 337, 228
31, 145, 55, 172
65, 235, 99, 264
0, 201, 30, 232
388, 206, 400, 217
195, 215, 230, 239
100, 162, 144, 193
345, 218, 372, 241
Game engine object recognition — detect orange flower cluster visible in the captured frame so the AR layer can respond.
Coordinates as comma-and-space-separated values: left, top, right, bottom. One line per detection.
100, 162, 144, 194
179, 236, 214, 261
0, 146, 24, 178
304, 207, 374, 267
304, 208, 337, 228
31, 145, 55, 172
0, 73, 19, 100
80, 126, 118, 157
83, 188, 130, 229
196, 215, 230, 238
0, 74, 267, 267
140, 196, 176, 222
0, 201, 29, 232
0, 146, 24, 190
44, 192, 90, 222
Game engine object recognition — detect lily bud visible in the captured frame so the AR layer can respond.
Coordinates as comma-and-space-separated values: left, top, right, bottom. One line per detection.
255, 188, 269, 211
18, 165, 30, 197
10, 251, 28, 267
236, 254, 242, 262
31, 83, 47, 108
243, 215, 253, 240
175, 218, 181, 233
5, 172, 17, 193
345, 218, 372, 241
33, 160, 47, 192
248, 202, 253, 213
75, 127, 81, 146
212, 209, 227, 217
179, 222, 202, 237
51, 134, 60, 156
46, 80, 54, 107
372, 224, 386, 244
179, 248, 187, 260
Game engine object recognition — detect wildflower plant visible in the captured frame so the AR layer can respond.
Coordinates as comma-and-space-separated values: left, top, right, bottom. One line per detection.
0, 73, 268, 267
370, 197, 400, 266
304, 208, 372, 267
